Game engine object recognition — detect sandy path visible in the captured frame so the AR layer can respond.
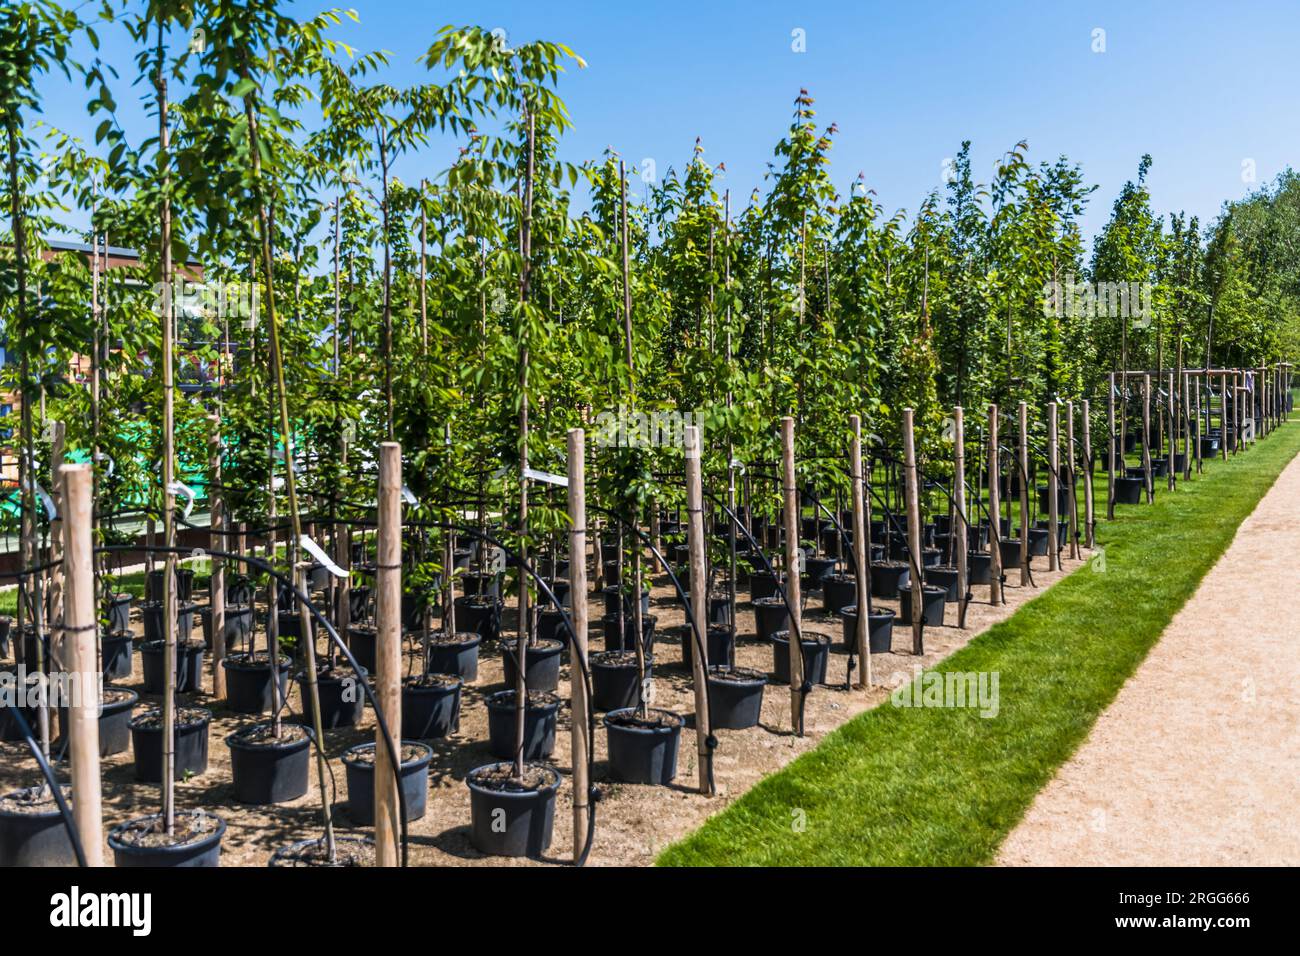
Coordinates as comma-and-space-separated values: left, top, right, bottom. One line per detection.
998, 452, 1300, 866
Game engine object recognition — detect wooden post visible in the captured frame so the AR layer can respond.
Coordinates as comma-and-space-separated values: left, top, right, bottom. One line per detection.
567, 428, 590, 863
780, 417, 806, 733
1182, 372, 1192, 481
1141, 374, 1153, 502
1194, 375, 1203, 474
61, 463, 103, 866
1018, 401, 1029, 585
1167, 371, 1176, 490
1065, 401, 1079, 560
902, 409, 924, 655
374, 442, 402, 867
953, 407, 969, 628
208, 414, 226, 699
849, 415, 871, 686
987, 405, 1003, 606
1082, 400, 1095, 550
48, 421, 65, 631
683, 425, 714, 795
1047, 402, 1060, 572
1106, 373, 1116, 519
1219, 372, 1228, 460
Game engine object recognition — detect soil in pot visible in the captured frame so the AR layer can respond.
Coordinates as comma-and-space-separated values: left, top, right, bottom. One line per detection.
0, 784, 76, 867
500, 637, 563, 693
705, 666, 767, 730
424, 629, 483, 682
590, 650, 653, 712
342, 741, 433, 825
679, 623, 735, 671
839, 605, 896, 654
226, 722, 311, 805
485, 689, 560, 760
769, 630, 832, 686
870, 560, 909, 598
605, 708, 684, 786
108, 808, 225, 868
140, 638, 205, 694
269, 835, 375, 867
129, 706, 212, 782
925, 565, 961, 602
299, 661, 367, 729
101, 630, 134, 680
221, 651, 292, 715
752, 595, 790, 642
402, 673, 462, 738
898, 585, 948, 627
466, 761, 560, 858
57, 686, 138, 757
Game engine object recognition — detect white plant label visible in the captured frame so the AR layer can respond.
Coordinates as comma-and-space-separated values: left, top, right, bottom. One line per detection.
301, 535, 349, 578
168, 480, 196, 518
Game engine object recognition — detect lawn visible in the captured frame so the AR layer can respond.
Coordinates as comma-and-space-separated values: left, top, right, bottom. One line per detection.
658, 419, 1300, 866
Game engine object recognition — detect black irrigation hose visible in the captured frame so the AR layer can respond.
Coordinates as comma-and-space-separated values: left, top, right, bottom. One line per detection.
2, 695, 88, 867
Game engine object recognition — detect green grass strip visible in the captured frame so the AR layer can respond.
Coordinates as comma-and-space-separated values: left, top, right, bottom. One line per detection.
658, 422, 1300, 866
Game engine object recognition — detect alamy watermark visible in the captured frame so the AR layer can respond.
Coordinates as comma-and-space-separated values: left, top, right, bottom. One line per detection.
890, 664, 1000, 718
152, 277, 259, 327
593, 404, 703, 449
1042, 275, 1153, 327
1, 667, 103, 713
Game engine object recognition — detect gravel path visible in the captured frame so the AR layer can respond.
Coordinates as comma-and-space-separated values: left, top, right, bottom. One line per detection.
997, 451, 1300, 866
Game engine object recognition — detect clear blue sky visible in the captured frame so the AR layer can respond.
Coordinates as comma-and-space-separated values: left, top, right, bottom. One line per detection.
36, 0, 1300, 249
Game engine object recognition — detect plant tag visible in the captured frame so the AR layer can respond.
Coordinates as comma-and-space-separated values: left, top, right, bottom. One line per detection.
401, 485, 419, 504
168, 480, 196, 518
34, 481, 56, 521
523, 467, 567, 487
301, 535, 349, 578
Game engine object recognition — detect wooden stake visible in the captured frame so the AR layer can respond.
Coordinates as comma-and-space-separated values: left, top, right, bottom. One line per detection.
987, 405, 1003, 606
209, 414, 226, 699
567, 428, 590, 863
902, 409, 924, 654
1065, 401, 1079, 560
850, 415, 871, 686
374, 442, 402, 867
684, 425, 714, 794
953, 407, 969, 628
62, 463, 103, 866
1082, 400, 1095, 550
1047, 402, 1059, 572
780, 417, 805, 731
1141, 375, 1153, 502
1018, 401, 1029, 585
1106, 373, 1116, 519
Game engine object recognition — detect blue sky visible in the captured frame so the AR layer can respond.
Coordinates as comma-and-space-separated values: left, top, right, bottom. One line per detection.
35, 0, 1300, 249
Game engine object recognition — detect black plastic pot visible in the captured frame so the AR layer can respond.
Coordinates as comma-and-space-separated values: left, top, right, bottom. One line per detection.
1027, 527, 1050, 557
485, 690, 560, 760
541, 578, 571, 608
140, 638, 205, 694
706, 666, 766, 730
601, 587, 650, 618
605, 708, 683, 785
748, 569, 782, 602
1037, 484, 1072, 515
346, 624, 378, 671
425, 630, 482, 682
770, 630, 831, 686
501, 637, 564, 693
925, 565, 960, 602
999, 537, 1025, 568
105, 593, 133, 633
535, 608, 571, 646
101, 630, 134, 680
898, 584, 947, 627
147, 567, 195, 603
679, 624, 735, 671
402, 674, 462, 738
21, 627, 51, 673
966, 551, 992, 585
1150, 456, 1169, 478
921, 548, 942, 568
840, 605, 895, 654
130, 707, 211, 782
227, 576, 255, 606
226, 724, 311, 804
802, 555, 836, 591
821, 573, 858, 615
343, 741, 433, 825
200, 603, 253, 651
752, 595, 791, 643
58, 686, 138, 757
590, 651, 652, 712
601, 613, 656, 653
221, 653, 291, 715
1172, 452, 1188, 473
0, 785, 76, 866
141, 601, 195, 644
454, 596, 502, 643
1114, 476, 1144, 505
299, 663, 367, 729
1199, 435, 1219, 457
466, 762, 560, 858
870, 561, 909, 598
0, 616, 9, 658
108, 810, 225, 868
